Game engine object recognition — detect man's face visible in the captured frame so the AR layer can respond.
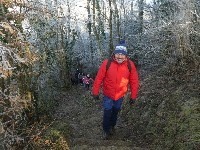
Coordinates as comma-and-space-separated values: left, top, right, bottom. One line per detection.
114, 53, 126, 64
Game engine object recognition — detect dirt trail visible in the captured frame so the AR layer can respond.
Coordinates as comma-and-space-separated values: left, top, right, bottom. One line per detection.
54, 85, 147, 150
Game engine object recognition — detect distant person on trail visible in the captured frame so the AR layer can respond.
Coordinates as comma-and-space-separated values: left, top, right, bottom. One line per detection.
92, 40, 139, 140
78, 72, 83, 85
75, 69, 80, 85
82, 73, 86, 87
82, 74, 94, 90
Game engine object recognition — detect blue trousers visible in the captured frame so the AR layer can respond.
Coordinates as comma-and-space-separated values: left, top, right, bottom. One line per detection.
103, 96, 123, 133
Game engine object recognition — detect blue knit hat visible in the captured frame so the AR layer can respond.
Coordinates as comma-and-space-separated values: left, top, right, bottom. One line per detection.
114, 40, 127, 55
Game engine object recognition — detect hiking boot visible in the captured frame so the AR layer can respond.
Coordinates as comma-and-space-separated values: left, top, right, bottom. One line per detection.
102, 132, 110, 140
109, 127, 116, 135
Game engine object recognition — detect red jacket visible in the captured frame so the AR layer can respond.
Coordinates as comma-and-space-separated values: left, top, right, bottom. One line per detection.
92, 57, 139, 100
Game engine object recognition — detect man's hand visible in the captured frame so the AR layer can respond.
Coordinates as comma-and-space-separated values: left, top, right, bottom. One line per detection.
129, 99, 136, 106
93, 95, 99, 100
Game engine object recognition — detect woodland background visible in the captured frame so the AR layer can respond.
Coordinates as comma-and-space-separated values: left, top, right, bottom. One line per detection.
0, 0, 199, 149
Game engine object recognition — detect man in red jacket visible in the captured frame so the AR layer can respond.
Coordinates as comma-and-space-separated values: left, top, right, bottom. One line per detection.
92, 40, 139, 140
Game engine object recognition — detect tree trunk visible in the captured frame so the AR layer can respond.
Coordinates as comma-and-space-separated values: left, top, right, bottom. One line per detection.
108, 0, 114, 56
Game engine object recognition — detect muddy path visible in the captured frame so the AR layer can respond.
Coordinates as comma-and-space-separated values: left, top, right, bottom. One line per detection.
53, 84, 149, 150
